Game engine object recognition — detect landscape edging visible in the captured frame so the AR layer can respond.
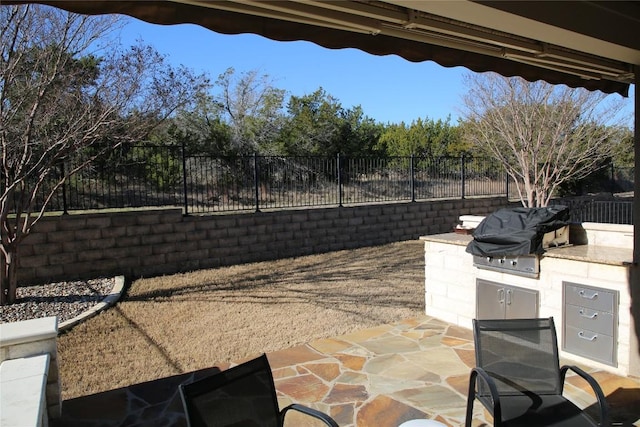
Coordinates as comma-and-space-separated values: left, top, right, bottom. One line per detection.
58, 276, 125, 333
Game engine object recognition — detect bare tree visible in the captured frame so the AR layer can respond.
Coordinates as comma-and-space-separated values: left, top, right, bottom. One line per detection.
215, 67, 286, 155
0, 5, 209, 305
460, 72, 629, 207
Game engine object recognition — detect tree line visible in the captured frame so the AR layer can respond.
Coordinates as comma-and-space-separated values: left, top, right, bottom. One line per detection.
153, 67, 467, 160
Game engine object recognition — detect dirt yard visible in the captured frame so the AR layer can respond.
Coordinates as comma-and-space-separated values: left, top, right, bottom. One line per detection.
57, 240, 426, 399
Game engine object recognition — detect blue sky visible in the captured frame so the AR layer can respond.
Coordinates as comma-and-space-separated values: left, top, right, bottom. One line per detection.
114, 17, 634, 126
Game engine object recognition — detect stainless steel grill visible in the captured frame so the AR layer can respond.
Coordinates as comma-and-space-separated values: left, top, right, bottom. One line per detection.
466, 206, 570, 279
473, 254, 540, 278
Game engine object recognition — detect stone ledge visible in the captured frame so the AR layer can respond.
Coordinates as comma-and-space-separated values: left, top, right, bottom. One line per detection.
0, 353, 50, 427
0, 316, 61, 420
0, 317, 58, 348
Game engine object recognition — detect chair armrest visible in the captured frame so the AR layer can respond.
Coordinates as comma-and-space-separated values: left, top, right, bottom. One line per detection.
466, 367, 503, 427
560, 365, 610, 427
281, 403, 339, 427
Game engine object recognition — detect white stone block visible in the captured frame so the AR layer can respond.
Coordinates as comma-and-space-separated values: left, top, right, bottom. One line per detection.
438, 269, 465, 286
618, 309, 630, 330
456, 300, 476, 320
456, 315, 474, 330
587, 263, 628, 283
617, 343, 629, 366
474, 268, 505, 284
424, 252, 445, 269
443, 254, 465, 271
538, 307, 562, 321
583, 223, 633, 248
0, 317, 58, 348
447, 284, 475, 304
424, 292, 432, 308
540, 293, 563, 313
618, 287, 631, 305
7, 341, 56, 361
426, 280, 449, 297
431, 294, 453, 310
545, 258, 590, 277
459, 215, 485, 228
0, 354, 50, 427
425, 306, 459, 326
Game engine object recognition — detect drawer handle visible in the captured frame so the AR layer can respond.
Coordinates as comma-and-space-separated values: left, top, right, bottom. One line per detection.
579, 309, 598, 319
578, 331, 598, 341
579, 290, 598, 300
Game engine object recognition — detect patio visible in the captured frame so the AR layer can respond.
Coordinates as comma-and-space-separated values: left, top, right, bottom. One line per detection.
52, 315, 640, 427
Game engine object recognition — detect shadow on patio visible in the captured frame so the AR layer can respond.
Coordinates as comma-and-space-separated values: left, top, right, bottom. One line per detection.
53, 316, 640, 427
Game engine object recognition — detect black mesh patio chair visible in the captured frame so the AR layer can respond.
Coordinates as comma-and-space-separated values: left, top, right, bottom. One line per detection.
179, 353, 339, 427
465, 317, 610, 427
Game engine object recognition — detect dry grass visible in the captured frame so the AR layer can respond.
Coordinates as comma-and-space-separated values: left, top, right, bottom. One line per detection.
57, 240, 425, 399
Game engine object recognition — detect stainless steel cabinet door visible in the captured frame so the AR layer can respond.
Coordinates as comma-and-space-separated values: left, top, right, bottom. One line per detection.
505, 286, 538, 319
476, 279, 538, 319
476, 279, 506, 319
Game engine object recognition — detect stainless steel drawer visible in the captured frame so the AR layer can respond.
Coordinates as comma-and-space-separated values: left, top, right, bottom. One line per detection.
565, 304, 615, 335
564, 325, 615, 366
564, 283, 615, 312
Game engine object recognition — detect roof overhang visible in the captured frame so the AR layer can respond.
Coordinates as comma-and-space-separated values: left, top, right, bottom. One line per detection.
4, 0, 638, 97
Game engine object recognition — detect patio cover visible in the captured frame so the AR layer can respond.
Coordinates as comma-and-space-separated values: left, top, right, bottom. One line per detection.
3, 1, 638, 96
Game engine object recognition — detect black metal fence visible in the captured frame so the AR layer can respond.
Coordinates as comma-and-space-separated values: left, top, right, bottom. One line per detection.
16, 144, 634, 224
562, 199, 634, 225
30, 145, 508, 214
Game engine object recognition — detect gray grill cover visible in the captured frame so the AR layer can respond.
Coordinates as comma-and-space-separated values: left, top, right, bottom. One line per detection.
466, 206, 569, 257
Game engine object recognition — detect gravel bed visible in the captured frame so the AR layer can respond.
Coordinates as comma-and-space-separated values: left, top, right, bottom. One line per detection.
0, 278, 116, 324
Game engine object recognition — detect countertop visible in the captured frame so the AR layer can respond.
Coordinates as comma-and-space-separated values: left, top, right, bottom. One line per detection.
420, 232, 633, 267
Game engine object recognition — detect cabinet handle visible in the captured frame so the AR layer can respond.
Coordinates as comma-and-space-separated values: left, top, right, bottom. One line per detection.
498, 289, 505, 304
579, 309, 598, 319
579, 290, 598, 300
578, 331, 598, 341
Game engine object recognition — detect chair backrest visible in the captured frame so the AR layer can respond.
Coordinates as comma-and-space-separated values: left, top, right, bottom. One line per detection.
179, 354, 281, 427
473, 317, 562, 397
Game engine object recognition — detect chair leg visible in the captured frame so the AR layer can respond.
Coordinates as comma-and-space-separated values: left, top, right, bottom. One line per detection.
465, 372, 477, 427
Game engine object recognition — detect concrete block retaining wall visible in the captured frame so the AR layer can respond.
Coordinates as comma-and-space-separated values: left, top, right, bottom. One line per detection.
17, 198, 508, 285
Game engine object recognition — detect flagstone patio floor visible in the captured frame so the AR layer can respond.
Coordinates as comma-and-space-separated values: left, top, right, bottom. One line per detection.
53, 316, 640, 427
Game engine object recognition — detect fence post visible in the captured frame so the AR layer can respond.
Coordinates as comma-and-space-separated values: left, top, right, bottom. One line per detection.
460, 155, 466, 199
60, 162, 69, 215
254, 153, 260, 212
410, 155, 416, 202
610, 161, 615, 193
505, 170, 510, 199
337, 153, 343, 207
181, 140, 189, 216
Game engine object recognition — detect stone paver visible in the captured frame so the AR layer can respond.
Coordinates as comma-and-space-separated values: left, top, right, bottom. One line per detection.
282, 316, 489, 426
52, 316, 640, 427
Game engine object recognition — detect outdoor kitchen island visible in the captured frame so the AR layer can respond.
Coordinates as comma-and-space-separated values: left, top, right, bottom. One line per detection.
421, 220, 640, 378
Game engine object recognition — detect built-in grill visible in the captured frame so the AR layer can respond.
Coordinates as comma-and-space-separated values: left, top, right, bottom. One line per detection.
472, 254, 540, 278
466, 206, 570, 278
